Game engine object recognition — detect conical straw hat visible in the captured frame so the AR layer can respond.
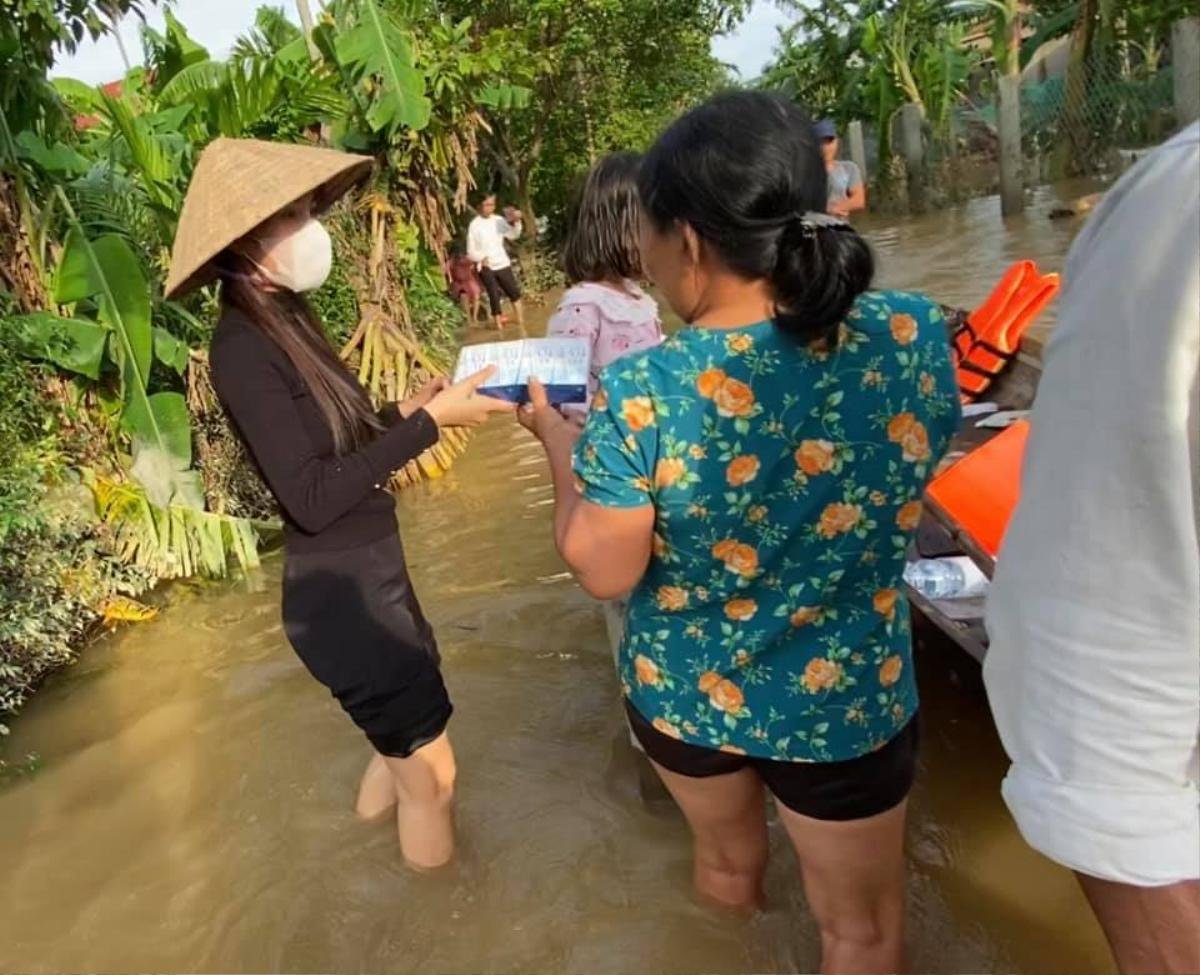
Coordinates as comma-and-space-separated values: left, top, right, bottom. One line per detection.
164, 138, 373, 299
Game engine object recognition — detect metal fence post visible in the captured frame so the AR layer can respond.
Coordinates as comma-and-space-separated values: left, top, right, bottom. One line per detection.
1173, 17, 1200, 128
898, 103, 926, 213
998, 73, 1024, 217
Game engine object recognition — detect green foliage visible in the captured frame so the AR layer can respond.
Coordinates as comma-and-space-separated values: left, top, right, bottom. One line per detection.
0, 330, 153, 731
764, 0, 980, 163
324, 0, 432, 134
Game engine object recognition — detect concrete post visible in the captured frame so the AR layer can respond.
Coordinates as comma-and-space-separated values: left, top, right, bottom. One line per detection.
898, 103, 926, 213
997, 73, 1024, 217
1173, 17, 1200, 128
847, 120, 868, 186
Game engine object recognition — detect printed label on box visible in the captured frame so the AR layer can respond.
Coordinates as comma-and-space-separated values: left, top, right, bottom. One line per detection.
452, 337, 590, 405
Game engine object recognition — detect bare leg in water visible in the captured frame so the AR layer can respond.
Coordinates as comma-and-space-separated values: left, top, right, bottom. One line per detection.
1076, 873, 1200, 975
649, 756, 908, 975
354, 731, 457, 869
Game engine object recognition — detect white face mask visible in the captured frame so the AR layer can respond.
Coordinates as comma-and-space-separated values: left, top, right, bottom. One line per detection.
254, 218, 333, 293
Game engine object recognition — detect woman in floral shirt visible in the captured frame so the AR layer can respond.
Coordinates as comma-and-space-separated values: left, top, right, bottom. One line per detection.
520, 92, 958, 972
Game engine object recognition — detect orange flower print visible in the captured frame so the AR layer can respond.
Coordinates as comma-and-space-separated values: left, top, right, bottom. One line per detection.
707, 678, 746, 714
726, 454, 761, 486
747, 505, 768, 524
879, 655, 903, 687
887, 413, 932, 463
801, 658, 843, 693
656, 585, 689, 611
817, 502, 863, 539
652, 716, 682, 739
652, 532, 669, 558
896, 500, 923, 531
870, 490, 888, 506
689, 444, 707, 460
863, 369, 883, 388
712, 377, 756, 418
712, 539, 759, 578
890, 313, 918, 345
796, 439, 836, 476
919, 371, 936, 396
726, 333, 753, 354
873, 588, 899, 621
696, 367, 726, 398
621, 396, 656, 432
791, 606, 822, 628
697, 671, 721, 694
592, 386, 608, 411
635, 654, 662, 686
719, 743, 748, 755
724, 598, 758, 622
655, 457, 687, 489
633, 475, 652, 493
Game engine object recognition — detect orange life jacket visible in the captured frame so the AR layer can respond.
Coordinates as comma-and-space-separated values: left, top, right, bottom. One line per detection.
925, 420, 1030, 560
953, 262, 1060, 401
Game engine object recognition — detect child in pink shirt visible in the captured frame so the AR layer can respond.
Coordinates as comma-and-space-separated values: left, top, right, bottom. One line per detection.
546, 153, 663, 418
546, 152, 662, 750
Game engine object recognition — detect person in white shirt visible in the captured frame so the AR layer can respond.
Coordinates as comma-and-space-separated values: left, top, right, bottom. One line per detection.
983, 123, 1200, 975
467, 194, 524, 328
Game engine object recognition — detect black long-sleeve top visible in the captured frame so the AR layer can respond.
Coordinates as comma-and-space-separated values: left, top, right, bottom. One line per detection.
210, 308, 439, 553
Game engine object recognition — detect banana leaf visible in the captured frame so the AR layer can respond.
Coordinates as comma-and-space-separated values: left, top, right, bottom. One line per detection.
4, 312, 108, 379
333, 0, 431, 134
153, 326, 190, 375
53, 219, 197, 508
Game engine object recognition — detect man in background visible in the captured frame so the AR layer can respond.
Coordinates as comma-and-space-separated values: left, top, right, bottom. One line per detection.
816, 119, 866, 218
467, 194, 524, 329
984, 122, 1200, 975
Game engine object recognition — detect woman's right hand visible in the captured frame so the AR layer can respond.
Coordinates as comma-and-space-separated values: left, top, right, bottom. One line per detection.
423, 366, 516, 428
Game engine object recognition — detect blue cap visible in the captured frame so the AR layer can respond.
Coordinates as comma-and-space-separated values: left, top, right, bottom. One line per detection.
814, 119, 837, 140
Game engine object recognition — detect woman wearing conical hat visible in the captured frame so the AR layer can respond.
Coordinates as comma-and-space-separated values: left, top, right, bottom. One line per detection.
166, 138, 512, 869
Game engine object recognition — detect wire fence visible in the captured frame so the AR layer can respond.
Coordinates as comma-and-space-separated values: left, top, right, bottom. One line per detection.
849, 54, 1178, 210
1020, 58, 1176, 173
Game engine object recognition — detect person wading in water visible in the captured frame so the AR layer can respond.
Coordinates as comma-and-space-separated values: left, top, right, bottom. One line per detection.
164, 138, 512, 869
467, 193, 524, 328
816, 120, 866, 219
520, 92, 958, 974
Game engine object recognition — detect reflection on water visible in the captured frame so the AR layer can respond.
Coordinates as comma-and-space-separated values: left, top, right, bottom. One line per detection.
0, 185, 1115, 974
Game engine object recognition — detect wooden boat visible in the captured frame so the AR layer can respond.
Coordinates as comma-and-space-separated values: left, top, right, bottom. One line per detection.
908, 323, 1045, 663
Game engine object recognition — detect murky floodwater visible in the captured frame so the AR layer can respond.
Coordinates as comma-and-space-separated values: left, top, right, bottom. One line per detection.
1, 183, 1115, 974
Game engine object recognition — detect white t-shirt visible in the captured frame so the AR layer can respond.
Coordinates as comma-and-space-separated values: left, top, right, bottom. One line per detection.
983, 123, 1200, 886
467, 214, 522, 271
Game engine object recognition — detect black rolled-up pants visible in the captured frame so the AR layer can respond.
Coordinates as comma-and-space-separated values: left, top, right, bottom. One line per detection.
479, 265, 521, 316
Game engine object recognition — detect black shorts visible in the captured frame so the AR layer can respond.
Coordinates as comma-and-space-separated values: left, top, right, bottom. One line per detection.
479, 265, 521, 315
282, 534, 452, 757
625, 699, 918, 821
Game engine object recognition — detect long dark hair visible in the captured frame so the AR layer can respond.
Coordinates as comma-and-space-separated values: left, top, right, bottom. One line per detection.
563, 152, 643, 284
216, 250, 382, 454
638, 91, 874, 345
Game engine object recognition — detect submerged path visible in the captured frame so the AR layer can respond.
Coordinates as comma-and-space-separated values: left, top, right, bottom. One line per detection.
0, 183, 1112, 973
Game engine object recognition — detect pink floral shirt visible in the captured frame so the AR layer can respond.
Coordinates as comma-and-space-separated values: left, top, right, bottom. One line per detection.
546, 280, 663, 411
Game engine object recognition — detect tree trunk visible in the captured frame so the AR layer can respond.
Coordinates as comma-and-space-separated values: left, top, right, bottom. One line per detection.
295, 0, 322, 62
515, 167, 539, 265
0, 176, 48, 313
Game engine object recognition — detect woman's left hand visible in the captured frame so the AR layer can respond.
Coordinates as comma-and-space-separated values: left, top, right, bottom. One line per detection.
397, 376, 449, 419
518, 378, 580, 449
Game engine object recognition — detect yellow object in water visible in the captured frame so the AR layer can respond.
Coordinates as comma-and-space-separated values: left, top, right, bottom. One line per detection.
100, 597, 159, 628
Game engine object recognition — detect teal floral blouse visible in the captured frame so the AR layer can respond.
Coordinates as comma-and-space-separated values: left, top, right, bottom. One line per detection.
574, 291, 960, 762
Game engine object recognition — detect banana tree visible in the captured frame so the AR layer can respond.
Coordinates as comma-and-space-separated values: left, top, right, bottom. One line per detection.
4, 193, 264, 574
